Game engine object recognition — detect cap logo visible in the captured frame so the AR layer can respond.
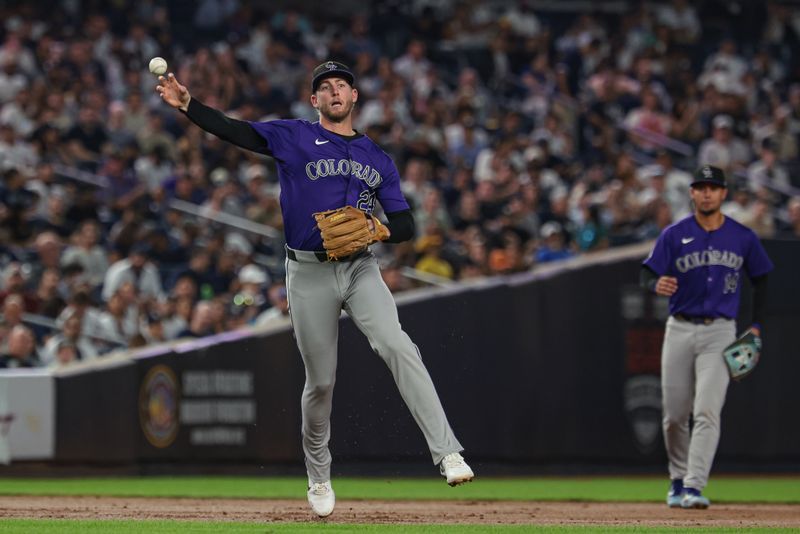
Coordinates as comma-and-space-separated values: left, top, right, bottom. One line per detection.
325, 62, 337, 70
703, 166, 712, 178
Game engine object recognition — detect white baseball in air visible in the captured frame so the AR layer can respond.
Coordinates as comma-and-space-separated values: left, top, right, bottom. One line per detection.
149, 57, 168, 76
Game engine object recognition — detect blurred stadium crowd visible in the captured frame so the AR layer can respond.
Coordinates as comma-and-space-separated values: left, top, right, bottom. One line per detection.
1, 0, 800, 368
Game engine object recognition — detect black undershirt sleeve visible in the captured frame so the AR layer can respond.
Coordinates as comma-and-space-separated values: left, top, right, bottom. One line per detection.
751, 274, 768, 327
183, 99, 415, 244
640, 265, 659, 293
383, 209, 415, 243
183, 98, 271, 155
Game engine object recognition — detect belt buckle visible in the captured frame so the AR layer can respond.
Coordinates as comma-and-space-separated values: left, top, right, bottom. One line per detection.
703, 317, 713, 325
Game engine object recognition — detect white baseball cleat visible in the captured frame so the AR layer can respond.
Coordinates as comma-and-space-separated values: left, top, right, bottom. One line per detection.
439, 452, 475, 486
681, 488, 710, 509
307, 480, 335, 517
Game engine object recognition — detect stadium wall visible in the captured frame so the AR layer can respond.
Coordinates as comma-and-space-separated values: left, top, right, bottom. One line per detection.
3, 240, 797, 468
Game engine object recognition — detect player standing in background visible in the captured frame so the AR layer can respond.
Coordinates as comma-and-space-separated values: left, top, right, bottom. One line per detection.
640, 165, 773, 509
156, 61, 473, 517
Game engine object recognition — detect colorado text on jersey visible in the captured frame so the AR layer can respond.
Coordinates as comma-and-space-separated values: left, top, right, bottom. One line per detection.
304, 158, 383, 187
674, 249, 744, 273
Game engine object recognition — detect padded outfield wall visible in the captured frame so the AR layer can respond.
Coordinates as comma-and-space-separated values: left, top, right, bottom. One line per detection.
2, 240, 797, 469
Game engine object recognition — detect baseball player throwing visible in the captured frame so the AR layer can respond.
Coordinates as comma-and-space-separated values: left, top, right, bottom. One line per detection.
640, 165, 773, 509
156, 61, 473, 517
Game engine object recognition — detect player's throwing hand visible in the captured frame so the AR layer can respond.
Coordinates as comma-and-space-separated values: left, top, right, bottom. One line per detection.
156, 73, 190, 112
655, 276, 678, 297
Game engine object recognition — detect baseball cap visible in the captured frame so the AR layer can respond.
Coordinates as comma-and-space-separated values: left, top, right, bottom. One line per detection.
712, 114, 733, 130
691, 165, 727, 188
311, 61, 355, 92
239, 264, 268, 285
540, 221, 563, 239
244, 164, 268, 183
209, 167, 230, 186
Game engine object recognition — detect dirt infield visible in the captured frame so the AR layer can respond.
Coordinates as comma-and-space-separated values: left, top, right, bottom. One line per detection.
1, 496, 800, 527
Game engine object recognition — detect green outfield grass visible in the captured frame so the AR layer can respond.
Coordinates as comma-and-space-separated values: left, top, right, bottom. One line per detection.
0, 521, 796, 534
0, 475, 798, 503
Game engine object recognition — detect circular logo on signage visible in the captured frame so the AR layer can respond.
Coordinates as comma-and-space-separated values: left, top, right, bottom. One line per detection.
139, 365, 179, 448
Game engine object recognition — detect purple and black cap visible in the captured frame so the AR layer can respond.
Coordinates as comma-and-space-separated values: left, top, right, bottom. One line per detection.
691, 164, 727, 188
311, 61, 354, 92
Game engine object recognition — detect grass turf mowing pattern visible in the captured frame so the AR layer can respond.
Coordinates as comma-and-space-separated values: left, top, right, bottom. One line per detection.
0, 522, 797, 534
0, 476, 798, 503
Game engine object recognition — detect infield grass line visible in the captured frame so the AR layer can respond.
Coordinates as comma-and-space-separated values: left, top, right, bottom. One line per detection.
0, 476, 798, 503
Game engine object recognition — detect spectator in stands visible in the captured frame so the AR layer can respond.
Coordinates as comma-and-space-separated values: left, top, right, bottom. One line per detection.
106, 101, 137, 151
654, 151, 693, 219
170, 248, 213, 296
169, 274, 199, 304
25, 163, 65, 222
767, 105, 798, 163
697, 114, 750, 175
624, 88, 673, 155
96, 286, 139, 349
722, 185, 754, 224
0, 293, 25, 350
177, 301, 215, 339
61, 220, 108, 289
392, 38, 432, 85
0, 263, 33, 308
655, 0, 701, 45
254, 282, 290, 327
0, 167, 38, 244
30, 187, 74, 239
488, 229, 527, 275
0, 325, 39, 368
535, 221, 574, 264
41, 309, 98, 365
573, 200, 609, 252
746, 138, 791, 199
28, 231, 63, 289
101, 242, 164, 303
98, 151, 146, 218
159, 296, 191, 340
49, 342, 79, 367
29, 267, 64, 319
230, 264, 270, 326
414, 232, 454, 280
778, 196, 800, 239
0, 54, 26, 105
743, 192, 777, 239
140, 310, 167, 346
64, 106, 108, 169
414, 187, 452, 236
56, 289, 104, 341
380, 260, 414, 293
0, 124, 36, 177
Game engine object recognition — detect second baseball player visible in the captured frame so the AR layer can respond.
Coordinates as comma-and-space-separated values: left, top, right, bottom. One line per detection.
641, 165, 773, 509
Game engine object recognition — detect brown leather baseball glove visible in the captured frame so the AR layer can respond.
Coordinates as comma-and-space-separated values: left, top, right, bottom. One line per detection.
313, 206, 390, 261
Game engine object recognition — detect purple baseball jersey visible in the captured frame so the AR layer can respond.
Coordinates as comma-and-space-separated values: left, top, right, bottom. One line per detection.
248, 119, 410, 250
643, 215, 773, 318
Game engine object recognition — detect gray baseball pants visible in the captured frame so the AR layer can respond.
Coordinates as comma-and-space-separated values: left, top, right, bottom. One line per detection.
285, 248, 462, 483
661, 316, 735, 490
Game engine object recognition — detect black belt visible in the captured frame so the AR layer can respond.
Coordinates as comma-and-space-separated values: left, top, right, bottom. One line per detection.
673, 313, 718, 325
286, 248, 367, 263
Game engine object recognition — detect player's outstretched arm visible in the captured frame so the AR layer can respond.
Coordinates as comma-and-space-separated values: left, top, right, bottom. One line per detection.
155, 73, 269, 154
156, 73, 191, 111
